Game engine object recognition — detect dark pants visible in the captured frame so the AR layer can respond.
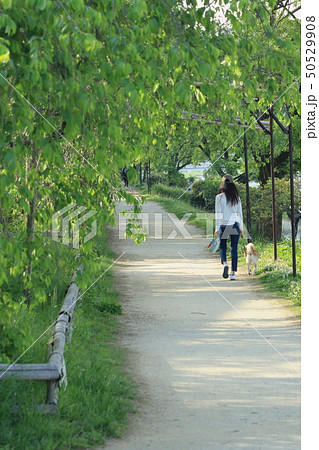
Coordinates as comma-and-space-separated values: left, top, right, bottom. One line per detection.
219, 223, 241, 272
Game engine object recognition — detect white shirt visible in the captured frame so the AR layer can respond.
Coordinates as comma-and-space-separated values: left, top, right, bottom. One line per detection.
215, 193, 244, 232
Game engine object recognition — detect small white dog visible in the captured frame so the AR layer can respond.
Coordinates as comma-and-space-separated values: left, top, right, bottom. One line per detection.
245, 243, 259, 275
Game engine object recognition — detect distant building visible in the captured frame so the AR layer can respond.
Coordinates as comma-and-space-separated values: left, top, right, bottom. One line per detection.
180, 161, 212, 173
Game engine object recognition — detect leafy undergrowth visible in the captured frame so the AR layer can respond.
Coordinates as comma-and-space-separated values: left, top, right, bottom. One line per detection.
0, 232, 135, 450
253, 238, 301, 310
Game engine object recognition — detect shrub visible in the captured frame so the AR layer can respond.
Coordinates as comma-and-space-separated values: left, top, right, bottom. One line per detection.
167, 169, 188, 187
189, 179, 221, 211
150, 171, 167, 185
189, 180, 206, 209
199, 179, 222, 211
240, 178, 300, 239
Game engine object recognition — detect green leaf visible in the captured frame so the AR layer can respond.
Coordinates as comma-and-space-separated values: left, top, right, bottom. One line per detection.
0, 43, 10, 63
108, 120, 122, 143
1, 0, 12, 10
194, 88, 206, 105
199, 60, 211, 78
36, 0, 46, 11
3, 150, 16, 171
169, 47, 180, 66
174, 81, 188, 102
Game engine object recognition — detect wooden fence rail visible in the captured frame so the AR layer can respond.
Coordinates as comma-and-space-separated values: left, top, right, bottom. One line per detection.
0, 265, 82, 413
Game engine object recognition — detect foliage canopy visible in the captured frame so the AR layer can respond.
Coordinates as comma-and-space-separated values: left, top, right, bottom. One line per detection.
0, 0, 301, 358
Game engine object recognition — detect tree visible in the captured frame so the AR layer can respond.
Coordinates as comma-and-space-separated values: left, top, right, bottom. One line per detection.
0, 0, 301, 358
156, 0, 301, 183
0, 0, 230, 358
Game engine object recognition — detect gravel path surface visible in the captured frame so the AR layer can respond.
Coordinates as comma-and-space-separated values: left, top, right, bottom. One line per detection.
99, 199, 300, 450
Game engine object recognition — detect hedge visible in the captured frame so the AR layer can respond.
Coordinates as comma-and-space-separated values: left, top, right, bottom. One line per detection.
152, 178, 300, 239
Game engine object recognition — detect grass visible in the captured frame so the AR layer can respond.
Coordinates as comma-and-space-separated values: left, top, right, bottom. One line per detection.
0, 231, 134, 449
139, 185, 301, 315
144, 190, 210, 230
253, 237, 301, 309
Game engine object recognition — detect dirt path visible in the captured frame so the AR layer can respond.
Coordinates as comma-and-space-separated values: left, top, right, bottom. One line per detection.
99, 199, 300, 450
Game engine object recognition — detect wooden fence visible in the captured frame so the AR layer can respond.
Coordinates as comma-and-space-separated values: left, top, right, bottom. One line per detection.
0, 266, 82, 414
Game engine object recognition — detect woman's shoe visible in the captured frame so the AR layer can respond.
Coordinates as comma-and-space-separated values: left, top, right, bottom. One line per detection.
229, 274, 236, 280
222, 264, 229, 279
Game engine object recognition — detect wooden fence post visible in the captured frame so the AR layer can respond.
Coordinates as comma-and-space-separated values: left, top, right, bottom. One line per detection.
0, 265, 82, 414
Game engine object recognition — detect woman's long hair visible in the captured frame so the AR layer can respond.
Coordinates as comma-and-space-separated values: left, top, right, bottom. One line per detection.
218, 180, 240, 206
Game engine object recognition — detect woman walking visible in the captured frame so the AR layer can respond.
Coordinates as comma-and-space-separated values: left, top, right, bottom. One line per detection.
215, 174, 243, 280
